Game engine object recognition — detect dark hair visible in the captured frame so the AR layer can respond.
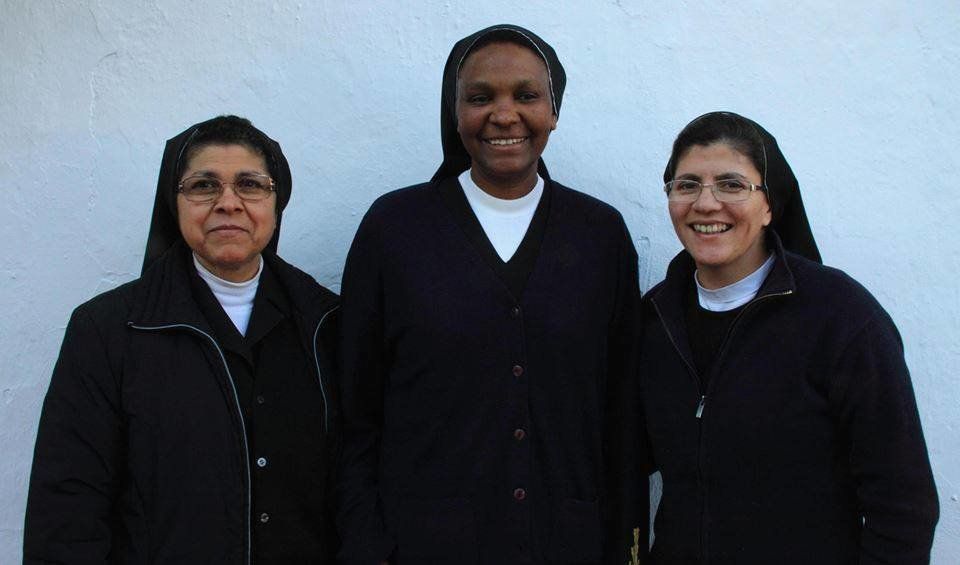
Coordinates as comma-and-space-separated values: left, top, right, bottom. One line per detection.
665, 112, 766, 182
177, 115, 276, 181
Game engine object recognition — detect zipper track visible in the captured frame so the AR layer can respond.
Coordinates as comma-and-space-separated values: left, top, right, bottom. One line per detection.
651, 297, 708, 561
651, 288, 793, 563
128, 322, 253, 565
312, 305, 339, 434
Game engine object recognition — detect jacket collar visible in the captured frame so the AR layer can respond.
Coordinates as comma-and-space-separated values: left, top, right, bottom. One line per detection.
128, 240, 339, 331
648, 230, 797, 341
261, 250, 340, 332
128, 241, 210, 329
646, 230, 797, 386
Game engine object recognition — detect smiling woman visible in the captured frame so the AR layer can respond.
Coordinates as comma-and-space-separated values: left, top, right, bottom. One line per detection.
455, 41, 557, 198
337, 24, 646, 565
640, 111, 938, 564
668, 142, 772, 289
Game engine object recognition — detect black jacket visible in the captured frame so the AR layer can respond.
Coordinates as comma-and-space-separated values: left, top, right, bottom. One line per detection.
640, 233, 938, 564
24, 243, 340, 564
336, 177, 645, 564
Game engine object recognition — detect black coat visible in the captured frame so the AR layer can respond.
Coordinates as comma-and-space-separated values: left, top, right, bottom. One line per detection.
24, 243, 340, 564
336, 177, 645, 564
639, 233, 938, 564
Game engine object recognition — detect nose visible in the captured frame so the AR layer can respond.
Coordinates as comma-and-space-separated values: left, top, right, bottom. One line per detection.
489, 99, 520, 127
213, 184, 245, 212
691, 185, 723, 212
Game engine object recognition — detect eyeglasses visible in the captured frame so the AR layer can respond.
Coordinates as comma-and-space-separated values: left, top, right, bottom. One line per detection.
664, 178, 766, 203
177, 174, 275, 203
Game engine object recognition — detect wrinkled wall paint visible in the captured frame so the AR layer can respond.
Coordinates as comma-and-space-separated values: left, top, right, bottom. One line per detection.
2, 0, 957, 560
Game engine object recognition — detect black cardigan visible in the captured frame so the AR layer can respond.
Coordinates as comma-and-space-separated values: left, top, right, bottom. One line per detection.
640, 233, 938, 564
336, 176, 646, 565
25, 242, 340, 564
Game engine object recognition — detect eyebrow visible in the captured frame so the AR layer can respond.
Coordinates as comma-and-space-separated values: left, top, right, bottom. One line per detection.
459, 78, 544, 92
714, 172, 751, 181
675, 172, 749, 181
184, 169, 268, 178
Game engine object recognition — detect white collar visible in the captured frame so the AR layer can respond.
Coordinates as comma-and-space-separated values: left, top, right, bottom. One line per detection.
695, 253, 775, 312
193, 254, 263, 302
458, 170, 544, 212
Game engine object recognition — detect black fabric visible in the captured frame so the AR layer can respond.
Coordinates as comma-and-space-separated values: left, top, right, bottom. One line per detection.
682, 284, 743, 386
188, 258, 288, 422
336, 180, 645, 565
24, 241, 341, 564
432, 24, 566, 182
142, 117, 293, 274
435, 175, 552, 297
662, 111, 822, 263
640, 231, 938, 564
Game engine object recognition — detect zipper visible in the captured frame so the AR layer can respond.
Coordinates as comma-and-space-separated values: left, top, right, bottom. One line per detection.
312, 305, 339, 435
128, 322, 253, 565
652, 287, 793, 563
651, 297, 709, 561
650, 300, 702, 395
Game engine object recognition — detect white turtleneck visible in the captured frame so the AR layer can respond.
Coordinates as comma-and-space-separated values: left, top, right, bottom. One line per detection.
193, 254, 263, 336
695, 253, 775, 312
458, 169, 544, 262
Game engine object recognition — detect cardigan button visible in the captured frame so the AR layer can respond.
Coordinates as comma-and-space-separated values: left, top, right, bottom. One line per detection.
256, 395, 266, 405
256, 457, 267, 468
510, 306, 521, 318
512, 365, 524, 377
514, 428, 526, 441
513, 487, 526, 501
259, 512, 270, 523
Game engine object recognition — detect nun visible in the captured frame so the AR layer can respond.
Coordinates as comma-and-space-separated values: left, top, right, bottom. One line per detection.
336, 24, 646, 565
640, 111, 939, 563
25, 116, 340, 564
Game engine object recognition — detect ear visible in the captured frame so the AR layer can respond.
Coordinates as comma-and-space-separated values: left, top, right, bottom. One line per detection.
549, 114, 558, 131
761, 192, 773, 227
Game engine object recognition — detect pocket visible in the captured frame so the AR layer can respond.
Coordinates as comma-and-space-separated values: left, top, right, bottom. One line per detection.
546, 498, 603, 563
396, 497, 479, 564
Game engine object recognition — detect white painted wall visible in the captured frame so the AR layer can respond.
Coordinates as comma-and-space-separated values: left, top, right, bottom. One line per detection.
2, 0, 957, 560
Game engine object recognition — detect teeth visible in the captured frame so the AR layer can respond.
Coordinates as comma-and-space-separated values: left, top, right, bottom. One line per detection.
693, 223, 730, 234
486, 137, 526, 146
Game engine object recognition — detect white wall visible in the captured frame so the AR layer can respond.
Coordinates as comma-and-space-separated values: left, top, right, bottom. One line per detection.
2, 0, 957, 560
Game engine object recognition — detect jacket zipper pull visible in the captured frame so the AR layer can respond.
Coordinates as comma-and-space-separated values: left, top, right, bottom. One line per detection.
695, 395, 706, 419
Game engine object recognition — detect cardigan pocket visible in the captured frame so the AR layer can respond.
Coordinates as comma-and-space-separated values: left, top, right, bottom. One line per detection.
396, 497, 479, 564
546, 497, 603, 563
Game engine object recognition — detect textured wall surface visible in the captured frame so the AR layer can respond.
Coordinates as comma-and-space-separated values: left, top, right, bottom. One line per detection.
2, 0, 957, 560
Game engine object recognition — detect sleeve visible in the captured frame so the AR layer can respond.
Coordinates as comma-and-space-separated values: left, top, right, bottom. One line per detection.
831, 310, 939, 565
602, 215, 650, 565
23, 307, 124, 564
336, 210, 396, 565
